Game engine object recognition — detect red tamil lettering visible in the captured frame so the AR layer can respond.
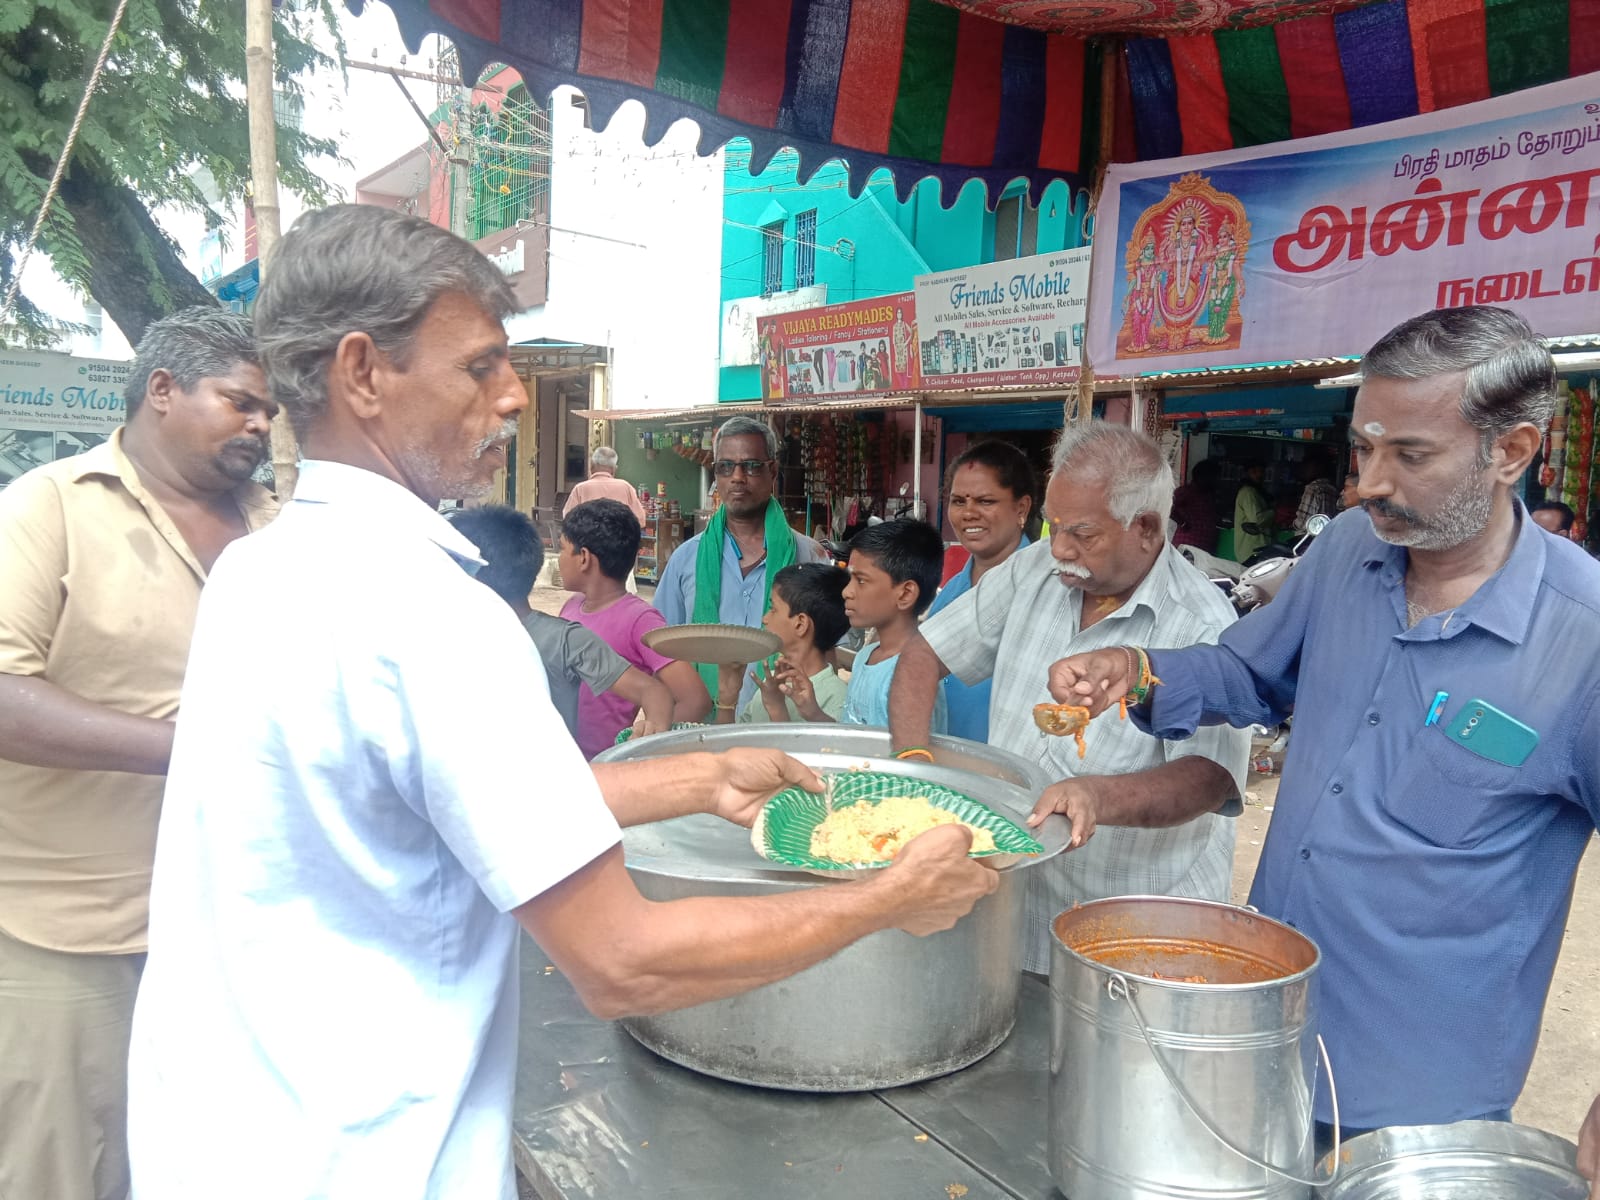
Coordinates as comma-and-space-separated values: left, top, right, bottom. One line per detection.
1529, 269, 1562, 299
1564, 257, 1600, 293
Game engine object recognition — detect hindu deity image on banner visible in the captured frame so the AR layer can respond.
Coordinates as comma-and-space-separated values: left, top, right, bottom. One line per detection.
1117, 173, 1250, 358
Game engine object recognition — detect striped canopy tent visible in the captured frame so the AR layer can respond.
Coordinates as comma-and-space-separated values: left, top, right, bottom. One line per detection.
359, 0, 1600, 200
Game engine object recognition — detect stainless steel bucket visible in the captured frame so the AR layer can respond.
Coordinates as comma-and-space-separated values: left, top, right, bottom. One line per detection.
596, 724, 1073, 1091
1050, 897, 1324, 1200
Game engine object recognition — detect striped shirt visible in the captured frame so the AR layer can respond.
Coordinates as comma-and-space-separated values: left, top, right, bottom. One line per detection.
921, 538, 1250, 973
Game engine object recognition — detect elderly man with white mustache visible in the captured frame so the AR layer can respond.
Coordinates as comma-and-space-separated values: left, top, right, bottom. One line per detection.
889, 420, 1250, 974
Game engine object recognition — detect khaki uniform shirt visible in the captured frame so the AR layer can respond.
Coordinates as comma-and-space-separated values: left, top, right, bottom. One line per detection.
0, 430, 277, 954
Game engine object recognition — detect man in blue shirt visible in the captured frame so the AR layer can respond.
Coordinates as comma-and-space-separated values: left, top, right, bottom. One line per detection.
1038, 307, 1600, 1165
655, 417, 829, 708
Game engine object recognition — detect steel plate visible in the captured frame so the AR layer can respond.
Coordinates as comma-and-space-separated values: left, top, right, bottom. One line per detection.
1318, 1122, 1588, 1200
641, 623, 780, 665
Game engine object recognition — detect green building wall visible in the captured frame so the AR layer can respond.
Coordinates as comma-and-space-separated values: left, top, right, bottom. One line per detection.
719, 142, 1090, 403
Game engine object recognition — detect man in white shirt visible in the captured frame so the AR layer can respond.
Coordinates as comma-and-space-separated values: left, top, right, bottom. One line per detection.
126, 204, 997, 1200
889, 421, 1249, 972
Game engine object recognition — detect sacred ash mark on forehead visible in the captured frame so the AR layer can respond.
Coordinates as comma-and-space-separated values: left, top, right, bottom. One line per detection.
1362, 422, 1387, 438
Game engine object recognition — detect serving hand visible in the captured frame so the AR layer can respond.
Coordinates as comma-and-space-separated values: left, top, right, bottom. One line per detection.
706, 747, 823, 828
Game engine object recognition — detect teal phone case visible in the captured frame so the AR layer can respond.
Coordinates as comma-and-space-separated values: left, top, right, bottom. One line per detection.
1442, 698, 1539, 767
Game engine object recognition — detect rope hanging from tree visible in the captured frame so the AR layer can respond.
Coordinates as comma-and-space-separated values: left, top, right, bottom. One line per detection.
0, 0, 132, 336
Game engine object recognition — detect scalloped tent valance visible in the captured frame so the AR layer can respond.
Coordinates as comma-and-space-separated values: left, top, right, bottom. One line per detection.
353, 0, 1599, 205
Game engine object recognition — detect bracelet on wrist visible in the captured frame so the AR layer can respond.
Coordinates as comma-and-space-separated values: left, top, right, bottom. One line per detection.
1122, 646, 1162, 707
895, 746, 935, 763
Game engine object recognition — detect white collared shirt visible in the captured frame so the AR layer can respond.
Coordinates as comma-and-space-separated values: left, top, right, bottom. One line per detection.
922, 539, 1249, 973
129, 460, 621, 1200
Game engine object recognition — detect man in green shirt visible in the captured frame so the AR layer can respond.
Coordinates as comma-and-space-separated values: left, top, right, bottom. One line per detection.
1232, 462, 1274, 563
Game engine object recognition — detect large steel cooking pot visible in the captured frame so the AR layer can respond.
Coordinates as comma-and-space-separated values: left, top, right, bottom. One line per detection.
594, 725, 1071, 1091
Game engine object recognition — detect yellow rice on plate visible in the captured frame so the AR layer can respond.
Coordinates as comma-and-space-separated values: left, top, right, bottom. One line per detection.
808, 795, 996, 864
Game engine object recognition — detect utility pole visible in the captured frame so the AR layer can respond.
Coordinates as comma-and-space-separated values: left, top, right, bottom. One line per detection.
244, 0, 297, 497
439, 46, 474, 240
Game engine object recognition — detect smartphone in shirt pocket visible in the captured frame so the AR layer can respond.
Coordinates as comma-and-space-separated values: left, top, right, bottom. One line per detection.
1442, 698, 1539, 767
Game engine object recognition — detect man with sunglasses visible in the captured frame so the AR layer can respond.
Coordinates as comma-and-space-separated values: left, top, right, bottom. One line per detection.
655, 416, 830, 709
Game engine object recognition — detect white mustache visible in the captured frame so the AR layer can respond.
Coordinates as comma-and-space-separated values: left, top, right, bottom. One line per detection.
472, 419, 520, 458
1052, 562, 1092, 579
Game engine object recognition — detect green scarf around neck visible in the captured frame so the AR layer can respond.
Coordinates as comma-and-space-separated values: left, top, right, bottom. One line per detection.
691, 497, 796, 691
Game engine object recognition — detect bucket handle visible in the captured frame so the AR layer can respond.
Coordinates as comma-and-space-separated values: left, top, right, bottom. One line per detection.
1107, 973, 1340, 1190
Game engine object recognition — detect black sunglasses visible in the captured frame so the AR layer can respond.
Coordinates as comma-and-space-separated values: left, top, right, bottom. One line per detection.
713, 458, 772, 477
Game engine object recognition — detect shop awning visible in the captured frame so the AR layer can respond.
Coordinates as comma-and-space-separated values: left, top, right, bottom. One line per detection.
574, 395, 925, 422
355, 0, 1598, 203
1161, 383, 1355, 430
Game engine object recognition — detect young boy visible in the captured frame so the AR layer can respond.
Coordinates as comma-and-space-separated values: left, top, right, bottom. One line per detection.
447, 506, 675, 749
836, 519, 947, 732
559, 499, 710, 757
713, 563, 850, 724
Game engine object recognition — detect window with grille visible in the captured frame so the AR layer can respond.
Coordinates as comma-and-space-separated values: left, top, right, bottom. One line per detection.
794, 209, 817, 289
761, 222, 785, 297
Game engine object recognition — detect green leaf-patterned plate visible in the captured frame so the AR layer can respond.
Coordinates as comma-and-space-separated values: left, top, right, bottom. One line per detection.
750, 769, 1044, 874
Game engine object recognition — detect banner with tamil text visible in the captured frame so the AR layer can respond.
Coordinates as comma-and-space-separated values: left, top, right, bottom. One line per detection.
1086, 74, 1600, 374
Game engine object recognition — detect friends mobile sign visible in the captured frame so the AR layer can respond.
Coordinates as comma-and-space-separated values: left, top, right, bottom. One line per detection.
0, 349, 130, 434
915, 247, 1091, 391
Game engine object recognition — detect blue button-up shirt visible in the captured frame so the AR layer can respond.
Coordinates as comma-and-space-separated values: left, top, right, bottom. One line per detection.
654, 528, 830, 706
1142, 505, 1600, 1128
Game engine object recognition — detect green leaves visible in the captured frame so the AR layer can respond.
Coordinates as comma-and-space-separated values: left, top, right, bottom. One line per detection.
2, 0, 343, 344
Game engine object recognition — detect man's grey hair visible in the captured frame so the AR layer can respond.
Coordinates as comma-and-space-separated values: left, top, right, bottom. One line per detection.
125, 306, 258, 418
1051, 420, 1174, 529
254, 204, 520, 438
713, 415, 780, 459
1360, 306, 1557, 455
591, 445, 619, 470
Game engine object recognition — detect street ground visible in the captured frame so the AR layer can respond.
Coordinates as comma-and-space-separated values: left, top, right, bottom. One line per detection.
527, 579, 1600, 1152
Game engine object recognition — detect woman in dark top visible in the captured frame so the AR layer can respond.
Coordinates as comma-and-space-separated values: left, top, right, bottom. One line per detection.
1171, 458, 1221, 552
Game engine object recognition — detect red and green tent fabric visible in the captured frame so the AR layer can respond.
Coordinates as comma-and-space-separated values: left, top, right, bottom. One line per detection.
358, 0, 1600, 199
1123, 0, 1600, 159
360, 0, 1112, 199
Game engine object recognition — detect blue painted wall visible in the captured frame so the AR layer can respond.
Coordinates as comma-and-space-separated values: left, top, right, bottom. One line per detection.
719, 144, 1090, 403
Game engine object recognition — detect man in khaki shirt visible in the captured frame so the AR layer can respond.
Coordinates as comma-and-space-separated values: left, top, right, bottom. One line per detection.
0, 307, 279, 1200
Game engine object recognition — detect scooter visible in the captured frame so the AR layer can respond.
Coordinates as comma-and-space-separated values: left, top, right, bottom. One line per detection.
1177, 543, 1244, 607
1226, 512, 1331, 763
1229, 513, 1331, 614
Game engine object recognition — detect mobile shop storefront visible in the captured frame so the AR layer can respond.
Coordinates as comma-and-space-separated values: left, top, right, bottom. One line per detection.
1529, 337, 1600, 548
1155, 368, 1358, 560
756, 249, 1100, 541
0, 350, 130, 488
911, 248, 1099, 515
1083, 72, 1600, 559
